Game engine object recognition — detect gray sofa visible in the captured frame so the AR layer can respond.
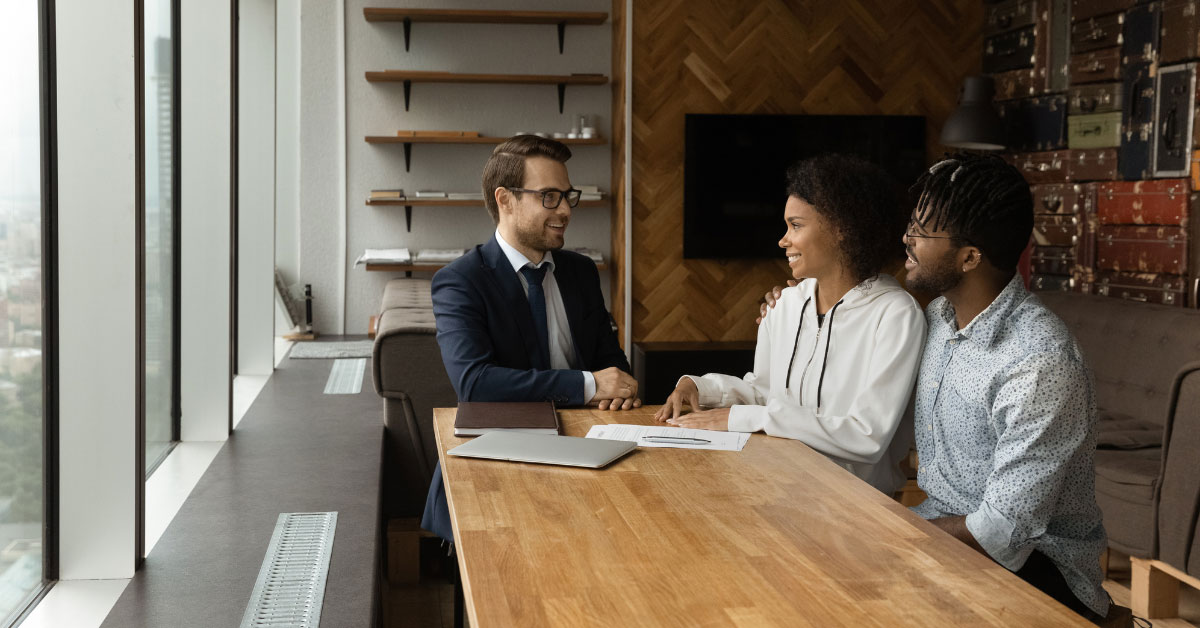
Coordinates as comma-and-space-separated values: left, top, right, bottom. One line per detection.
1039, 292, 1200, 572
371, 278, 455, 520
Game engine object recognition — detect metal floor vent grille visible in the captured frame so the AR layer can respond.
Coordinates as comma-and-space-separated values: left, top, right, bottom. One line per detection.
324, 358, 366, 395
240, 512, 337, 628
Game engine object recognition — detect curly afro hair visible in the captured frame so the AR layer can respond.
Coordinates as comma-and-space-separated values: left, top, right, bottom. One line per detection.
785, 154, 909, 282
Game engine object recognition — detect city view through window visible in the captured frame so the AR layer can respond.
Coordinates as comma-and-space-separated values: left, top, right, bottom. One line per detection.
0, 0, 47, 623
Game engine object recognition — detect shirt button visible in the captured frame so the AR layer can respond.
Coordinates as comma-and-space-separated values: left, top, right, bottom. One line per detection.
929, 381, 940, 390
926, 423, 932, 431
919, 466, 925, 473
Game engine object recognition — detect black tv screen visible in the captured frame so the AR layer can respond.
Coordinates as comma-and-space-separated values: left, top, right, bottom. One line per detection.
683, 114, 926, 259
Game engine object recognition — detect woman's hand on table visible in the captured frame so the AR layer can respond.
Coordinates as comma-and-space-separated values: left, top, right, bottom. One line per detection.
667, 407, 730, 431
654, 378, 701, 422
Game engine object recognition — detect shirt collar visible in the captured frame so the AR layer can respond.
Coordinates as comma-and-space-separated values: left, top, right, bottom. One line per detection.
932, 273, 1027, 348
495, 229, 555, 274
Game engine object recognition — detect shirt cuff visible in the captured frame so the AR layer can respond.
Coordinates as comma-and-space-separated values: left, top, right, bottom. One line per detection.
728, 404, 767, 433
681, 375, 723, 407
965, 500, 1032, 571
582, 370, 596, 404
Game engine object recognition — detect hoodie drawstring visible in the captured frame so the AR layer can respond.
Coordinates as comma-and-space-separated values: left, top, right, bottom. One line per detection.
785, 297, 811, 390
815, 300, 843, 408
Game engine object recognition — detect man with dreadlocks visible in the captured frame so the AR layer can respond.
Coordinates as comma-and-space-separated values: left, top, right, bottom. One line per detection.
901, 152, 1117, 625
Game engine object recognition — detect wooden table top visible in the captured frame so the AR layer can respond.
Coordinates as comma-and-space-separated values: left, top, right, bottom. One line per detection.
433, 406, 1093, 627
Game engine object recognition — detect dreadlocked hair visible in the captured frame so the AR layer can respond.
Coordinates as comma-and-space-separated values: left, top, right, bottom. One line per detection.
786, 153, 909, 283
910, 152, 1033, 272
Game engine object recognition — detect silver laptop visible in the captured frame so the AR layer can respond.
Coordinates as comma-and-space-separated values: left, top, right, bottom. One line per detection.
447, 432, 636, 469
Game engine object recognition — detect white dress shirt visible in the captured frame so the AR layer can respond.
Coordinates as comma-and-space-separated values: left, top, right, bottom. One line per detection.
495, 230, 597, 402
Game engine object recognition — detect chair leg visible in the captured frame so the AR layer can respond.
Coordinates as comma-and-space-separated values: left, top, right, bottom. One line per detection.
1130, 557, 1180, 619
448, 545, 464, 628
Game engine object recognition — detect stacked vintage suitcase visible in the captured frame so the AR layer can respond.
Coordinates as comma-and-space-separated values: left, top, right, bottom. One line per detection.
987, 0, 1200, 307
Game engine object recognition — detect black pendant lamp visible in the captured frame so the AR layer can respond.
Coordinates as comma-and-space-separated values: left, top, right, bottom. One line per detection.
940, 76, 1006, 151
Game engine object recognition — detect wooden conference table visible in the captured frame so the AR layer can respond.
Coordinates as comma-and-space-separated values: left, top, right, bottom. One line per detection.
433, 406, 1093, 627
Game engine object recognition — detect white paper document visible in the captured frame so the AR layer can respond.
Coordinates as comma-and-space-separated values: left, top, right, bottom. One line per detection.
585, 424, 749, 451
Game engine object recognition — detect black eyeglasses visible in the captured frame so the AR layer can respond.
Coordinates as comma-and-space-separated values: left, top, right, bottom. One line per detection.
507, 187, 582, 209
905, 218, 961, 242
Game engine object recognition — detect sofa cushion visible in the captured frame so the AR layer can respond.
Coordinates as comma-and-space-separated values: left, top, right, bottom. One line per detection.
1095, 447, 1161, 558
380, 278, 433, 312
378, 307, 435, 328
1096, 411, 1162, 450
1095, 447, 1161, 496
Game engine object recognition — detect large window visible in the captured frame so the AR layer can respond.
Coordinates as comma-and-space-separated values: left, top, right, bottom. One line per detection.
0, 0, 50, 623
144, 0, 178, 474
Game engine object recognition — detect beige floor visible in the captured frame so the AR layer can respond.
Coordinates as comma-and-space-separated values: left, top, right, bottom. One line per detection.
384, 549, 1200, 628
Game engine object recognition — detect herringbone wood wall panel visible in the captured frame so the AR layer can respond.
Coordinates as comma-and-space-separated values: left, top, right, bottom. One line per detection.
611, 0, 627, 345
628, 0, 982, 343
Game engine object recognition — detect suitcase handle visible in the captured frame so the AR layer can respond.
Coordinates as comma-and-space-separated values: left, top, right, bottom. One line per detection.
1041, 195, 1062, 212
1162, 105, 1179, 152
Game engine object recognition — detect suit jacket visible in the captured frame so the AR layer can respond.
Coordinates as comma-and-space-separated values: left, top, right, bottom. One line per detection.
432, 235, 630, 406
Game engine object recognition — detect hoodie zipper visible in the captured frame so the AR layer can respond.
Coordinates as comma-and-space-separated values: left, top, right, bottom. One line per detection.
798, 323, 823, 406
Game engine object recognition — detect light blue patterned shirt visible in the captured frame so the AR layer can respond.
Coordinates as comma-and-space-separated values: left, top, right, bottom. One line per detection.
911, 274, 1108, 616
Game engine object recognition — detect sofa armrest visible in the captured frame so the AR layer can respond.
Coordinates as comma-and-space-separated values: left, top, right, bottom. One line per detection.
1156, 361, 1200, 571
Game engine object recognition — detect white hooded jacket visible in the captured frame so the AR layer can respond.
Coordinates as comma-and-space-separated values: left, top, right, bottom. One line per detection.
686, 274, 926, 493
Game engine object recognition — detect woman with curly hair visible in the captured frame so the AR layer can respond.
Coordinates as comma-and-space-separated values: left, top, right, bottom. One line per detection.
655, 153, 927, 494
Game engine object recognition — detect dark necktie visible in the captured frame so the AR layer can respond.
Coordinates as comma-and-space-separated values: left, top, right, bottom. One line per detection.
519, 264, 551, 368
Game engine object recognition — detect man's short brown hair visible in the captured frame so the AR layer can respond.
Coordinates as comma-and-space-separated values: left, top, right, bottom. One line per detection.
481, 134, 572, 223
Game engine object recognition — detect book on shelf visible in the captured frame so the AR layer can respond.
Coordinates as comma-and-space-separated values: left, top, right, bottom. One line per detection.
355, 248, 412, 266
579, 193, 602, 201
414, 248, 469, 263
569, 247, 604, 264
414, 190, 448, 198
575, 185, 601, 194
446, 192, 485, 201
453, 401, 561, 437
369, 188, 405, 200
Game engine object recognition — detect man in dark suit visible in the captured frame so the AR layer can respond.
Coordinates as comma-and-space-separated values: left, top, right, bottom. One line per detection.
423, 135, 639, 540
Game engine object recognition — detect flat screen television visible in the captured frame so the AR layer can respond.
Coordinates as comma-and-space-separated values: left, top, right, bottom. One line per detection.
683, 113, 926, 259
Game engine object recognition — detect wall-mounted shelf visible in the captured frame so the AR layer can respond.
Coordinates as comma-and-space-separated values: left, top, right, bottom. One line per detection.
364, 71, 609, 113
367, 197, 607, 231
364, 135, 606, 145
365, 134, 606, 171
362, 8, 608, 53
366, 262, 608, 275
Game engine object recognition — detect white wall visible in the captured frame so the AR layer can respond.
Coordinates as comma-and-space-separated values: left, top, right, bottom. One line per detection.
275, 0, 302, 294
295, 0, 613, 335
56, 0, 138, 580
298, 0, 346, 334
181, 0, 233, 440
238, 0, 277, 375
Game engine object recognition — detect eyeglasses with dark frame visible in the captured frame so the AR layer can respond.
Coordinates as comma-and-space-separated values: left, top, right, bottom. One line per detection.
905, 218, 968, 244
506, 187, 583, 209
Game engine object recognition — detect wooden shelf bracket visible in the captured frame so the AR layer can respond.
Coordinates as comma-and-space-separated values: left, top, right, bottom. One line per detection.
403, 79, 412, 110
557, 22, 566, 53
557, 83, 566, 113
403, 142, 412, 171
403, 17, 412, 51
405, 205, 413, 232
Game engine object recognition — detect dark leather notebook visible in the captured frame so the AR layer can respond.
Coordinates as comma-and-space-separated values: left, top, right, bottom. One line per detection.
453, 401, 561, 437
